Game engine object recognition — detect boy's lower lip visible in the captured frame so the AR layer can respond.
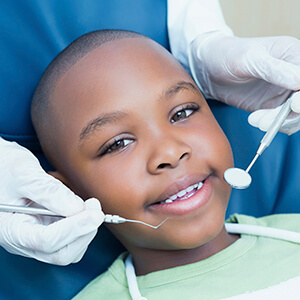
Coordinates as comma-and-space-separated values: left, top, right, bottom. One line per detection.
148, 177, 212, 216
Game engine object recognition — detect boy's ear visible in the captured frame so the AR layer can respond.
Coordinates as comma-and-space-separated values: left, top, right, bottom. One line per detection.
48, 171, 70, 187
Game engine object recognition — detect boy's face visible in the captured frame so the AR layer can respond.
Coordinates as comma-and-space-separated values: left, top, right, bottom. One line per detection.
51, 38, 234, 255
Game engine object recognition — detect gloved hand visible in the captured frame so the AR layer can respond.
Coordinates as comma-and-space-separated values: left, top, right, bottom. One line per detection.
248, 92, 300, 135
188, 31, 300, 134
0, 138, 104, 265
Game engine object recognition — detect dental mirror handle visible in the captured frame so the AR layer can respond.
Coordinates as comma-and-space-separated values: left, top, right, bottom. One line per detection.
256, 97, 292, 156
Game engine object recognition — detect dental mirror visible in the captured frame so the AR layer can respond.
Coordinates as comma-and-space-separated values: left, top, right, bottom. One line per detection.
224, 167, 252, 189
224, 95, 293, 190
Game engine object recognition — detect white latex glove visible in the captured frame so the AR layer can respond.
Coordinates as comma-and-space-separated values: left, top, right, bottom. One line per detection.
0, 138, 104, 265
188, 31, 300, 133
248, 92, 300, 135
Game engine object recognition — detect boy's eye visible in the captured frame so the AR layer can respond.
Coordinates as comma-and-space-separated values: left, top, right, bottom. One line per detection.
100, 138, 133, 156
170, 105, 199, 123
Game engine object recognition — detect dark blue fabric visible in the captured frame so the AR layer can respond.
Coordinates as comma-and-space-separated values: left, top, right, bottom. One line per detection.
0, 1, 166, 299
0, 0, 169, 151
0, 0, 299, 299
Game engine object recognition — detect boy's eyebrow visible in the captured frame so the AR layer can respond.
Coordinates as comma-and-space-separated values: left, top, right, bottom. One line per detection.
163, 81, 200, 99
79, 81, 199, 144
79, 111, 127, 143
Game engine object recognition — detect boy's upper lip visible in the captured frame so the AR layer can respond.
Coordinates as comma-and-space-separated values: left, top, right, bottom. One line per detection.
148, 174, 209, 206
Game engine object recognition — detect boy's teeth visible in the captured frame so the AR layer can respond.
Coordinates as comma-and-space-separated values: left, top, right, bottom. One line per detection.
197, 182, 203, 190
160, 181, 204, 204
177, 190, 186, 197
170, 195, 177, 200
186, 186, 194, 193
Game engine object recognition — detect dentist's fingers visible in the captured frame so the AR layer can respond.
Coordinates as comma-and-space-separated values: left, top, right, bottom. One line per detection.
291, 91, 300, 113
248, 103, 300, 135
1, 198, 104, 265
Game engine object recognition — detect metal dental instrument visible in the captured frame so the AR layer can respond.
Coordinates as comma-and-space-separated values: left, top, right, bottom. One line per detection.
103, 214, 168, 229
0, 204, 168, 229
224, 96, 293, 189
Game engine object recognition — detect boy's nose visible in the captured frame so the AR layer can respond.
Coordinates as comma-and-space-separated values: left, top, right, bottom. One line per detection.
147, 136, 191, 174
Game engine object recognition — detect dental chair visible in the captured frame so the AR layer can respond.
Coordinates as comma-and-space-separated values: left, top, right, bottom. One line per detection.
1, 1, 299, 299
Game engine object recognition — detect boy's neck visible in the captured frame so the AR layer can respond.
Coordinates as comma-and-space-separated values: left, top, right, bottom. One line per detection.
129, 226, 239, 276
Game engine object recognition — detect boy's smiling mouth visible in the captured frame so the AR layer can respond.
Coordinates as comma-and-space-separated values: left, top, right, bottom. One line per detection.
149, 175, 212, 216
160, 181, 203, 204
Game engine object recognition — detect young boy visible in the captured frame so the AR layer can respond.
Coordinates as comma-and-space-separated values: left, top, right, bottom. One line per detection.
31, 30, 300, 299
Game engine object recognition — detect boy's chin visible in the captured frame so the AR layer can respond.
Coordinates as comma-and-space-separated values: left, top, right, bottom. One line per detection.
136, 227, 227, 253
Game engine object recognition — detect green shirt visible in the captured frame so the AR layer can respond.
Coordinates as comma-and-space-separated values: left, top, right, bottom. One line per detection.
74, 214, 300, 299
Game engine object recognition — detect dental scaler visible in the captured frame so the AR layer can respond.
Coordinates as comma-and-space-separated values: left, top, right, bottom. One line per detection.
0, 204, 168, 229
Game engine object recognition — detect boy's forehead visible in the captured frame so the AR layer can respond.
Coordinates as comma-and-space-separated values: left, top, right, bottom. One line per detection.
53, 37, 188, 108
60, 37, 173, 82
